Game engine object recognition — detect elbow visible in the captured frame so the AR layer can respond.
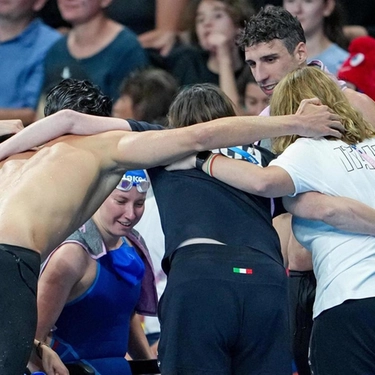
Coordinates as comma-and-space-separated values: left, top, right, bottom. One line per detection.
56, 109, 79, 134
189, 123, 217, 152
247, 176, 273, 197
319, 204, 338, 224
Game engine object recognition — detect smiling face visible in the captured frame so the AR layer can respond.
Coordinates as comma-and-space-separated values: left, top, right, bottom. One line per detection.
245, 39, 307, 96
195, 0, 238, 51
283, 0, 334, 38
94, 187, 146, 238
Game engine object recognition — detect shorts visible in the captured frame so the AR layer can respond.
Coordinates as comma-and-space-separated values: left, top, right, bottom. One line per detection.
0, 244, 40, 375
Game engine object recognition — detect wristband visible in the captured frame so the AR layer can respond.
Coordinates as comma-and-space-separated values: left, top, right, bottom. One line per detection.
195, 151, 211, 170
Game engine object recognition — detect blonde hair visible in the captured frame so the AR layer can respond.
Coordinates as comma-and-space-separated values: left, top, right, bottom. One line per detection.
270, 66, 375, 154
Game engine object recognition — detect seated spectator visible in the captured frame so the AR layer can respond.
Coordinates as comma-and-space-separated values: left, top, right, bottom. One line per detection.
238, 71, 269, 115
42, 0, 149, 102
113, 68, 178, 126
166, 0, 254, 112
0, 0, 62, 125
283, 0, 349, 75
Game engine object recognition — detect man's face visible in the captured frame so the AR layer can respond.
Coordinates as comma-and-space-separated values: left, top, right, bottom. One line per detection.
245, 39, 306, 97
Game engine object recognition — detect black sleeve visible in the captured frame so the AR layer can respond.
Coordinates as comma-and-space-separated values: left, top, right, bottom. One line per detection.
127, 119, 164, 132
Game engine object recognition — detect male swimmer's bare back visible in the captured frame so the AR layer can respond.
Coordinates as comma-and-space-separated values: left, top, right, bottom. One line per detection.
0, 133, 126, 257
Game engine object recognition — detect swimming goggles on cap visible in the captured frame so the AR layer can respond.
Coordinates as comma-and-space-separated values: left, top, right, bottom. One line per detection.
116, 176, 150, 193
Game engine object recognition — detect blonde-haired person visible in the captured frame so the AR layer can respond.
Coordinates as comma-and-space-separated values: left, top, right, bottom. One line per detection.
174, 66, 375, 375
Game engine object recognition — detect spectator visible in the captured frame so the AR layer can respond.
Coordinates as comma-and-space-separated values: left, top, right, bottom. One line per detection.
113, 68, 178, 126
0, 0, 62, 125
238, 71, 269, 115
283, 0, 349, 75
166, 0, 254, 112
42, 0, 149, 102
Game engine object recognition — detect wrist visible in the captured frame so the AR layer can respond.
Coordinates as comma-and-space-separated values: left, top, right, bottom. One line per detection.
202, 154, 220, 177
195, 151, 211, 170
288, 114, 302, 135
34, 339, 50, 359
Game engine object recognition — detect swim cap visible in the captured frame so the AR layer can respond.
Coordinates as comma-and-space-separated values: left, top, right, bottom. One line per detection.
116, 170, 150, 193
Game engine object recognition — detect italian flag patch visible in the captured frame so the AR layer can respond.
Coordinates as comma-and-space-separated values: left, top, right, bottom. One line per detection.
233, 267, 253, 274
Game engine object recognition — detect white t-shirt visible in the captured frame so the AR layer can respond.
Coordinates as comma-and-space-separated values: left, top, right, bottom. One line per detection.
270, 137, 375, 318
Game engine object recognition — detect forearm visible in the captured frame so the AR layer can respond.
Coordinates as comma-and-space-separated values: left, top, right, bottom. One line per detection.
199, 154, 294, 197
127, 314, 154, 359
191, 115, 296, 151
0, 110, 131, 160
191, 110, 341, 152
218, 57, 241, 112
284, 193, 375, 235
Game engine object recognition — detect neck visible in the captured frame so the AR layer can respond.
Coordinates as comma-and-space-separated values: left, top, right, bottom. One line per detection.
0, 16, 33, 42
92, 216, 123, 250
68, 15, 122, 58
305, 30, 332, 58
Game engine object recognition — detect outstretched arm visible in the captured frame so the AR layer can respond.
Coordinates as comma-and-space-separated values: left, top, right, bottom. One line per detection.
284, 192, 375, 236
0, 110, 131, 161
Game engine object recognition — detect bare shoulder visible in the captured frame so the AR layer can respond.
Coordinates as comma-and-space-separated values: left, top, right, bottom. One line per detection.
43, 242, 90, 281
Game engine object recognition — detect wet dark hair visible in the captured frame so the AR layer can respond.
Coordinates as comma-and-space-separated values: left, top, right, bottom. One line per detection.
237, 6, 305, 54
168, 83, 236, 128
119, 68, 178, 126
44, 79, 112, 117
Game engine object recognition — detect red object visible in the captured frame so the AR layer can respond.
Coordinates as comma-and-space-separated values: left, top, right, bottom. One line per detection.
337, 36, 375, 101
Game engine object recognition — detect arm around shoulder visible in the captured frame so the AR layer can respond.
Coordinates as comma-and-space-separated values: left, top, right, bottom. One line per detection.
0, 110, 132, 161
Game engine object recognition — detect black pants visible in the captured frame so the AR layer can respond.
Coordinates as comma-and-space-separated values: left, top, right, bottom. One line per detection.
158, 244, 291, 375
0, 244, 40, 375
288, 270, 316, 375
310, 297, 375, 375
